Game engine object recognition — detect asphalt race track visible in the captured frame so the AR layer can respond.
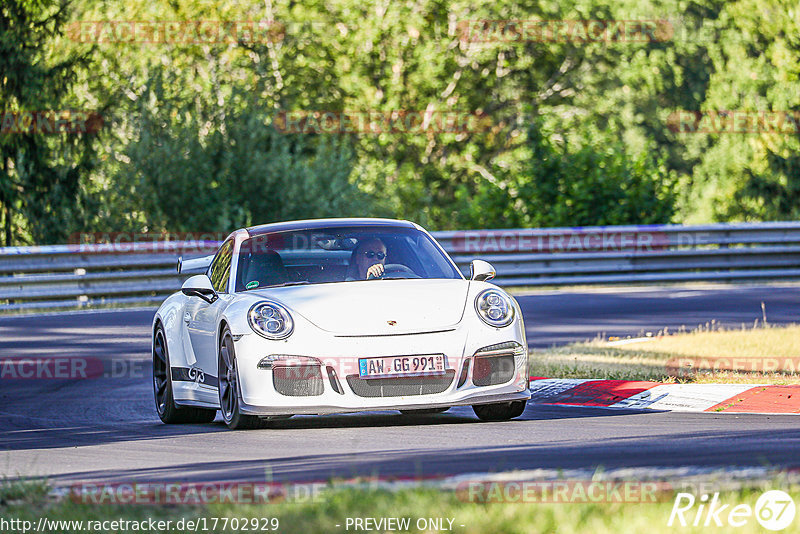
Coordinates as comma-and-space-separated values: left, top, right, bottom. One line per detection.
2, 284, 800, 486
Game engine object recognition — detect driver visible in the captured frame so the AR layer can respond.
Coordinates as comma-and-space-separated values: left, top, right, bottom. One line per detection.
351, 238, 387, 280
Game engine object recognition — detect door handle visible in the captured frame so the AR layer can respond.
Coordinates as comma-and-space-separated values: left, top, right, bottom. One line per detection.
184, 312, 191, 324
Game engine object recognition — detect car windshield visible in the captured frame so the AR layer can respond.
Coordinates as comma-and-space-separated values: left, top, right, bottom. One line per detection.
235, 225, 462, 291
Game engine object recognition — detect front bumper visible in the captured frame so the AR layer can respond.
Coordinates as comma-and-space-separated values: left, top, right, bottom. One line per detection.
239, 391, 530, 416
233, 322, 530, 416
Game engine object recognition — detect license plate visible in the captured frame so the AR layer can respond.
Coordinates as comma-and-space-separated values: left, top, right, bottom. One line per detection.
359, 355, 445, 379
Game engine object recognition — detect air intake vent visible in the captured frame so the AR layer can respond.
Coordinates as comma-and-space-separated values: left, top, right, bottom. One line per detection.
472, 355, 515, 386
273, 365, 324, 396
346, 370, 456, 397
327, 367, 344, 395
457, 360, 470, 388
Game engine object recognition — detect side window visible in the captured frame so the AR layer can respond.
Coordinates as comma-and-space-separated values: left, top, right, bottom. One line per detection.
209, 239, 234, 293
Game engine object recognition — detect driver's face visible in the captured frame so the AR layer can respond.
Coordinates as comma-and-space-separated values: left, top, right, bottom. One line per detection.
356, 239, 387, 277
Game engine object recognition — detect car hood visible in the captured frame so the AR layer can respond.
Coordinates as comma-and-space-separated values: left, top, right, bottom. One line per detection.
251, 279, 470, 335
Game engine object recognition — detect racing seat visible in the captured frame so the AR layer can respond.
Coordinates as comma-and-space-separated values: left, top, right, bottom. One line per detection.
242, 250, 289, 288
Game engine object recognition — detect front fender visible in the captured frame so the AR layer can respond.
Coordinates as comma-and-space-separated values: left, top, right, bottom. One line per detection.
221, 295, 265, 337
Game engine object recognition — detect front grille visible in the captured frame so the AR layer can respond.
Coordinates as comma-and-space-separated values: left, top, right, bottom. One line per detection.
273, 365, 324, 396
472, 354, 515, 386
346, 370, 456, 397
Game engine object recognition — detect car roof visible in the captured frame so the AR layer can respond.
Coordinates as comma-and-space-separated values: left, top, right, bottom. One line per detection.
246, 218, 417, 236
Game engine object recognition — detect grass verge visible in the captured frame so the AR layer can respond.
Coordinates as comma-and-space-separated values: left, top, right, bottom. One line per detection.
2, 481, 800, 534
530, 324, 800, 384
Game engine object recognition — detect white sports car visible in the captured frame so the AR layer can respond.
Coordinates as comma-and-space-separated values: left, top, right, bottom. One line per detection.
152, 218, 530, 429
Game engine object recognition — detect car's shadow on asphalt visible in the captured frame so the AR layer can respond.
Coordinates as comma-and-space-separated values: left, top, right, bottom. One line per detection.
239, 403, 661, 431
0, 403, 657, 452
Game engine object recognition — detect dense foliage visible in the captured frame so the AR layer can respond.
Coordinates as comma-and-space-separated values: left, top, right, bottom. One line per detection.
0, 0, 796, 244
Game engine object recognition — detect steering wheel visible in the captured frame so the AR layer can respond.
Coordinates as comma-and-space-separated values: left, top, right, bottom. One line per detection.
381, 264, 421, 278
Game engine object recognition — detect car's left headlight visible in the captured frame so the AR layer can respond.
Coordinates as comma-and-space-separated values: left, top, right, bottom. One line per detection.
248, 301, 294, 339
475, 289, 515, 327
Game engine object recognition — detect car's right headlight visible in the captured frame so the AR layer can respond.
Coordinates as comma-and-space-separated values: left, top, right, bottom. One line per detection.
474, 289, 515, 327
248, 301, 294, 339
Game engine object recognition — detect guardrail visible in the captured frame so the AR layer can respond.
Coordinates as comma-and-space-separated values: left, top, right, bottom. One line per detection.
1, 222, 800, 312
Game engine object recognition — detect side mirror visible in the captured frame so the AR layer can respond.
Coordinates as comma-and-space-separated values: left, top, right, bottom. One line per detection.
181, 274, 218, 304
470, 259, 496, 282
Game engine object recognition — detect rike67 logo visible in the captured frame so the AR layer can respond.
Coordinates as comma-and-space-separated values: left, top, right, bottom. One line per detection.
668, 490, 796, 530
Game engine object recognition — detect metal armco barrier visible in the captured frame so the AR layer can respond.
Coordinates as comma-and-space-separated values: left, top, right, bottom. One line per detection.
1, 222, 800, 312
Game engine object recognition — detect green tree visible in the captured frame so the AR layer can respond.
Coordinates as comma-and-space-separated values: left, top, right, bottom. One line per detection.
460, 121, 677, 228
682, 0, 800, 222
48, 0, 796, 236
104, 75, 373, 233
0, 0, 97, 245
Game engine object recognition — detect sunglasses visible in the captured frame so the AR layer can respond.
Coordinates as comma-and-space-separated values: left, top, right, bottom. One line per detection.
363, 250, 386, 260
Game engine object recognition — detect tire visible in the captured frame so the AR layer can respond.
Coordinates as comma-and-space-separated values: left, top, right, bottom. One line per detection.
153, 324, 217, 424
218, 326, 265, 430
472, 400, 527, 422
400, 408, 450, 415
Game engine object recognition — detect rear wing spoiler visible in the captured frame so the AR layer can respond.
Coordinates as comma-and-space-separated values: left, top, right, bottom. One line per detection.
177, 254, 214, 274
